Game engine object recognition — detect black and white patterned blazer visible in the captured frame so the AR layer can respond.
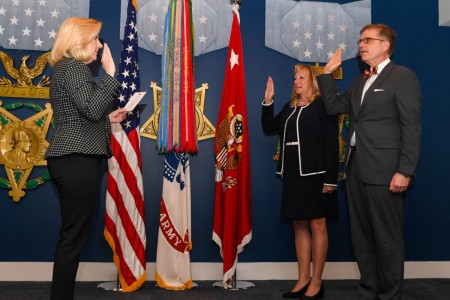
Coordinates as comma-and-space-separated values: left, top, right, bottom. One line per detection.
45, 57, 121, 159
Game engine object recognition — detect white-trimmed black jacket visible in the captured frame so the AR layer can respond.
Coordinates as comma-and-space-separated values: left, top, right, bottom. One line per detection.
261, 98, 339, 185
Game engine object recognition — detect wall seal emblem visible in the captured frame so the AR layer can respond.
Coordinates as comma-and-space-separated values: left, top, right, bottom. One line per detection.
0, 101, 52, 202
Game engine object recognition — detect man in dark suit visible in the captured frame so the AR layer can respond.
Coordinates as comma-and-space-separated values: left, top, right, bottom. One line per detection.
317, 24, 422, 299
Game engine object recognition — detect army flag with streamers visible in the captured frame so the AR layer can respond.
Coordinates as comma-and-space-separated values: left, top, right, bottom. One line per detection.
155, 0, 195, 290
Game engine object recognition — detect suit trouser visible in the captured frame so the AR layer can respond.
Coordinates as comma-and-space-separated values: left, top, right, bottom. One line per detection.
47, 154, 103, 300
346, 150, 405, 300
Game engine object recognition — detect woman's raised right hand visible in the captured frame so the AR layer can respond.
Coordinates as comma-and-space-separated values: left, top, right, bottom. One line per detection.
264, 76, 275, 104
101, 43, 116, 77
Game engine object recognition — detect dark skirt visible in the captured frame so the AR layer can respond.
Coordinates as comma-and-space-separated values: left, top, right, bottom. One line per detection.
280, 146, 338, 220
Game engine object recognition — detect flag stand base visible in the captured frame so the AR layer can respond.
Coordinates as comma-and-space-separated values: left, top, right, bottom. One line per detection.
97, 274, 122, 292
97, 281, 122, 292
213, 280, 255, 290
212, 272, 255, 290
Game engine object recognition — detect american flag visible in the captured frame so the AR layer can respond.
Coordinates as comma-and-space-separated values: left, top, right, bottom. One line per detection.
104, 0, 146, 292
0, 0, 89, 51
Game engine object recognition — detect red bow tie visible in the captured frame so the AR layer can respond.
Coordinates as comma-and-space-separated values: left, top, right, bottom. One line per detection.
363, 66, 378, 79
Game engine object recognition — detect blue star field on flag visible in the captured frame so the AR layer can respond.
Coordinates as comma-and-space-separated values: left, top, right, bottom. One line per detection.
116, 2, 141, 134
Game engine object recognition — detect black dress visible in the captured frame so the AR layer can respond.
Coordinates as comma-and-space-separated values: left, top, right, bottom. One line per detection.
279, 106, 338, 220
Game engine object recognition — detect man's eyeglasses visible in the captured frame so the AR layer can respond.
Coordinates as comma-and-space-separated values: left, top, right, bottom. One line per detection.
357, 37, 385, 45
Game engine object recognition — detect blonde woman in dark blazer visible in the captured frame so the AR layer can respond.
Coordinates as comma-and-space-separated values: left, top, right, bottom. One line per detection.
46, 17, 126, 300
262, 64, 339, 299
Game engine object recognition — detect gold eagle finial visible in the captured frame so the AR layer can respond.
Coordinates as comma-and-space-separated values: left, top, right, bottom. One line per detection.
0, 51, 50, 87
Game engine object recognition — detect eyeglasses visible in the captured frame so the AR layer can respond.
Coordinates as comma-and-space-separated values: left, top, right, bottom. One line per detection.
357, 37, 385, 45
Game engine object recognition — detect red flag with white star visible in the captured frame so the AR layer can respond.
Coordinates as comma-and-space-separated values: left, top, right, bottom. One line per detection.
212, 5, 252, 288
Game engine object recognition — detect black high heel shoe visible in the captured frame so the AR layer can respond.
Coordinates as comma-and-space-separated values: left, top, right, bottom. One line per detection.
282, 280, 310, 299
301, 284, 324, 300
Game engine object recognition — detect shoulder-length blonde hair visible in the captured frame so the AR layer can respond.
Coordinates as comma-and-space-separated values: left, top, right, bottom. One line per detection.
48, 17, 102, 67
290, 64, 321, 107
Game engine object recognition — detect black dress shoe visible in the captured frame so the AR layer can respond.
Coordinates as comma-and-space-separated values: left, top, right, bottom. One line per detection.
282, 281, 310, 299
301, 284, 324, 300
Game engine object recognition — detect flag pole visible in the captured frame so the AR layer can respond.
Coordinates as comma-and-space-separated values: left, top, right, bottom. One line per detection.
213, 269, 255, 290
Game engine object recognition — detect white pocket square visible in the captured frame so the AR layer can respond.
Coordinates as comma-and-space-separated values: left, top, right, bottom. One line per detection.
374, 89, 385, 92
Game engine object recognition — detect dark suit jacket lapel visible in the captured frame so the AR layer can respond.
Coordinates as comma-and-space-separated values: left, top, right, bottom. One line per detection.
353, 76, 366, 118
359, 61, 396, 112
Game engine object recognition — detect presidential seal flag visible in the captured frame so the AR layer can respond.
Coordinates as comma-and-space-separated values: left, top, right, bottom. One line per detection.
104, 0, 146, 292
155, 152, 192, 289
213, 4, 252, 288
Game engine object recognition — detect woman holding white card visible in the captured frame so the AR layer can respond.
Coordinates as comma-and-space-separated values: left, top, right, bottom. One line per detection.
45, 17, 126, 300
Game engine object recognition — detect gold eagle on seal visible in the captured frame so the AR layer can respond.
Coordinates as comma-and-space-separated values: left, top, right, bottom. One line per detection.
0, 51, 50, 87
215, 105, 244, 174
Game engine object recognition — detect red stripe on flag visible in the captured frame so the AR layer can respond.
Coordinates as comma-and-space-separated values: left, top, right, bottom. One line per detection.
104, 199, 136, 286
127, 127, 143, 170
108, 134, 146, 264
105, 165, 146, 288
110, 132, 145, 220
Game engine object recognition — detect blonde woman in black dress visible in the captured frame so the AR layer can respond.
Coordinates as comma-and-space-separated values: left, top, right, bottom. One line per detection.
261, 64, 339, 299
